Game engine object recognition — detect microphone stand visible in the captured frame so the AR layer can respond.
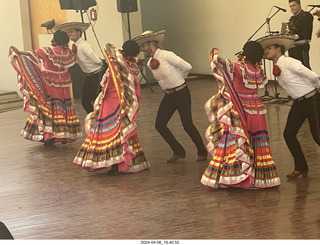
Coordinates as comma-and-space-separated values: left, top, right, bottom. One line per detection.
265, 6, 316, 103
263, 7, 317, 104
247, 8, 282, 42
242, 8, 291, 103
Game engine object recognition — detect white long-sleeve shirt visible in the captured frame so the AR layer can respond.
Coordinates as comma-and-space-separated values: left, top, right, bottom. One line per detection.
147, 48, 192, 90
276, 55, 320, 99
74, 38, 103, 74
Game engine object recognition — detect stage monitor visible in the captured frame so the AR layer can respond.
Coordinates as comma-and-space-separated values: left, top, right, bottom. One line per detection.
117, 0, 138, 13
59, 0, 97, 10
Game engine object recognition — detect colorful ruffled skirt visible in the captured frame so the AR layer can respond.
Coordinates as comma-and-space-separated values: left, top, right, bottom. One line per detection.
73, 43, 149, 173
8, 46, 82, 143
201, 49, 280, 189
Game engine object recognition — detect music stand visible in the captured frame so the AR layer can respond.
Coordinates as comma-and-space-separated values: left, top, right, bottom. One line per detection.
259, 58, 274, 101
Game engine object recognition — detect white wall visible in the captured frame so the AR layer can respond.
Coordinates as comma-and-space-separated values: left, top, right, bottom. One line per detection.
140, 0, 320, 76
66, 0, 142, 58
0, 0, 29, 92
2, 0, 319, 94
1, 0, 142, 93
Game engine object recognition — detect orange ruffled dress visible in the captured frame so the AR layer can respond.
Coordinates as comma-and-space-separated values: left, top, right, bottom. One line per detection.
201, 49, 281, 189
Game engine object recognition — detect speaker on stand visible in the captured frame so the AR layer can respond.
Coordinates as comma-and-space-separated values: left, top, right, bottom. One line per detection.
59, 0, 99, 99
59, 0, 97, 40
116, 0, 138, 39
117, 0, 153, 92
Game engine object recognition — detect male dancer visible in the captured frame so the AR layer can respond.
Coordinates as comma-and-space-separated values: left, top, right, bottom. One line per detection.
259, 36, 320, 179
56, 22, 105, 114
133, 30, 207, 163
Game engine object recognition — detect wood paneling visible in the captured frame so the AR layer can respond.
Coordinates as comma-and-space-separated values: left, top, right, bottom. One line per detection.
28, 0, 67, 49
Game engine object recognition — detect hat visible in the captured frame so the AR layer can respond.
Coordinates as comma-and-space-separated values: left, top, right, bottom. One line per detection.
55, 22, 90, 32
133, 29, 165, 45
255, 34, 298, 52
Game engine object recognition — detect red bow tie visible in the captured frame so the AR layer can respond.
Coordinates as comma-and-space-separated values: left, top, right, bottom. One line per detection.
273, 64, 281, 76
72, 44, 77, 54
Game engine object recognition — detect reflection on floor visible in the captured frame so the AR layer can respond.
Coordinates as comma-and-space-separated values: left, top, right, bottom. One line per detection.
0, 78, 319, 239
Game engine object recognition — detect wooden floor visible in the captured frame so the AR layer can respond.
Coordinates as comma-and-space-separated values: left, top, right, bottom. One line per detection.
1, 77, 320, 240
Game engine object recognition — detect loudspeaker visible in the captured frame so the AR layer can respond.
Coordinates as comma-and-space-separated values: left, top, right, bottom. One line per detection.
117, 0, 138, 13
0, 222, 14, 239
59, 0, 96, 10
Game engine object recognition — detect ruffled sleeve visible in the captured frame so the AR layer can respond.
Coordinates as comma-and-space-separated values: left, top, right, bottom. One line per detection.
36, 47, 75, 68
226, 60, 267, 89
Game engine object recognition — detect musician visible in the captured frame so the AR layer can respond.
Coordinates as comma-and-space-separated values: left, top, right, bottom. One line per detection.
287, 0, 313, 69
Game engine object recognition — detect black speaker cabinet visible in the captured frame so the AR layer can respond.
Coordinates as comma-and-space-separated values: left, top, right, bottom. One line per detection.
0, 222, 14, 239
59, 0, 97, 10
117, 0, 138, 13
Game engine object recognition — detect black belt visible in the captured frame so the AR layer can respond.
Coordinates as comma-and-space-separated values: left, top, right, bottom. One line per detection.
296, 89, 318, 101
163, 83, 187, 94
293, 39, 310, 47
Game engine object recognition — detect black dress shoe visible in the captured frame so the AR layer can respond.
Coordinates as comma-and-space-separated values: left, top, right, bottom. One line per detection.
108, 164, 119, 174
196, 155, 207, 162
44, 138, 54, 147
167, 154, 186, 163
286, 170, 308, 179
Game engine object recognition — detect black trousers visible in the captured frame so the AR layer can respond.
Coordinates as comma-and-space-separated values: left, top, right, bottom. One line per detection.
81, 71, 104, 114
155, 86, 207, 156
283, 92, 320, 172
288, 44, 311, 69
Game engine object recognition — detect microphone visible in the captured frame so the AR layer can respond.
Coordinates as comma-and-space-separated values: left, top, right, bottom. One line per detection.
274, 6, 287, 12
307, 5, 320, 8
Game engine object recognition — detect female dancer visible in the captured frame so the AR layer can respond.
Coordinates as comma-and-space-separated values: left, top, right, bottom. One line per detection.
9, 31, 82, 146
201, 41, 281, 189
73, 40, 150, 174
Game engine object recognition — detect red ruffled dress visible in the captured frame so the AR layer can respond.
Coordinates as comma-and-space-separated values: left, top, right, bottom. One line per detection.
9, 45, 82, 143
73, 43, 150, 173
201, 49, 281, 189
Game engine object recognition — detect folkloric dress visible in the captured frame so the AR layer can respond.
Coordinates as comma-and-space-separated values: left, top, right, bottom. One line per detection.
201, 49, 281, 189
9, 45, 82, 143
73, 43, 150, 173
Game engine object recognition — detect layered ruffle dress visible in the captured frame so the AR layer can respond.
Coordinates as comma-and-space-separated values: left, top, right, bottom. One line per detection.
201, 49, 281, 189
9, 45, 82, 143
73, 43, 150, 173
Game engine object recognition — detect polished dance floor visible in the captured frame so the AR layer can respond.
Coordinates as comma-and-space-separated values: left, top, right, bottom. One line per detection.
0, 77, 319, 239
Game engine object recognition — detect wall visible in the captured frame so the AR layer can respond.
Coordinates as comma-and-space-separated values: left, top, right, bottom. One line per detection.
66, 0, 142, 59
1, 0, 142, 93
3, 0, 320, 94
29, 0, 67, 49
140, 0, 320, 76
0, 0, 29, 92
